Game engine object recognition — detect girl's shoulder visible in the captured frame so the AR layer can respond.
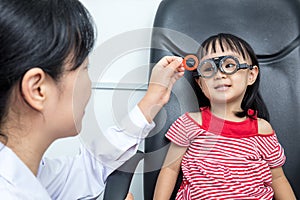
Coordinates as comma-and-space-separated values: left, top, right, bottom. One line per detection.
185, 111, 274, 135
186, 111, 202, 126
257, 117, 274, 135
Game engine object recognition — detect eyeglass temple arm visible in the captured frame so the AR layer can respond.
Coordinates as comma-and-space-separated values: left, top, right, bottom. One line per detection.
239, 63, 253, 70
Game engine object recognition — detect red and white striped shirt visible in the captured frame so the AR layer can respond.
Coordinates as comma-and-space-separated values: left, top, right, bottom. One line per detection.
166, 107, 285, 200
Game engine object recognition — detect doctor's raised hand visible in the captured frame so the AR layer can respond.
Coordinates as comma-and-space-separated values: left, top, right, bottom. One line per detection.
0, 0, 184, 199
138, 56, 184, 123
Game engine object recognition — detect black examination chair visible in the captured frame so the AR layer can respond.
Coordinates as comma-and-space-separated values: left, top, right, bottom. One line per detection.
144, 0, 300, 199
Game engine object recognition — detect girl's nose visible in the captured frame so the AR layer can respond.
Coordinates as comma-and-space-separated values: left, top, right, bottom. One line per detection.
214, 68, 227, 79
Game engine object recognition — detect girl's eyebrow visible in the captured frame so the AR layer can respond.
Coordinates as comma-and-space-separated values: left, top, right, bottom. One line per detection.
229, 54, 241, 58
204, 52, 241, 60
229, 53, 251, 64
225, 52, 243, 59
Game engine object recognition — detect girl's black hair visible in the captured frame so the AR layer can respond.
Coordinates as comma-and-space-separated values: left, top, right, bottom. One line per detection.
193, 33, 270, 121
0, 0, 95, 142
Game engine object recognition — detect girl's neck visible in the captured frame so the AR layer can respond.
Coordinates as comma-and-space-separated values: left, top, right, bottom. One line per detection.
210, 103, 245, 122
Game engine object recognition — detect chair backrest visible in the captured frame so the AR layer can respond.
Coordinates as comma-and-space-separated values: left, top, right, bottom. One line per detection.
103, 151, 144, 200
144, 0, 300, 199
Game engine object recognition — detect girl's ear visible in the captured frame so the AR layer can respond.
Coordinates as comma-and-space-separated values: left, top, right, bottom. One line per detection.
21, 68, 47, 111
247, 65, 259, 85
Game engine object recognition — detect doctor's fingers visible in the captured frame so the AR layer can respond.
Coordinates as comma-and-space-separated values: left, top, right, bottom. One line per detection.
155, 56, 184, 72
150, 57, 184, 87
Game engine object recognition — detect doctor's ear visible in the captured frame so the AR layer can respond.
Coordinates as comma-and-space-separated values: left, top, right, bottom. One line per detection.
248, 65, 259, 85
21, 68, 48, 111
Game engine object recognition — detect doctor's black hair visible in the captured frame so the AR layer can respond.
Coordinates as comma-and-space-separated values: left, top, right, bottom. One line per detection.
193, 33, 270, 121
0, 0, 95, 142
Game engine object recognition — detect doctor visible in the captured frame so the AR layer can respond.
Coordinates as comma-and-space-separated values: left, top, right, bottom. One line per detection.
0, 0, 184, 199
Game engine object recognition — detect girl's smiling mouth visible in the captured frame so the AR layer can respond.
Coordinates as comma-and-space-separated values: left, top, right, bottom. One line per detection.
214, 84, 231, 91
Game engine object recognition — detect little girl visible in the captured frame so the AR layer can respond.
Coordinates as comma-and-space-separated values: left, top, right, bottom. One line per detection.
154, 33, 296, 199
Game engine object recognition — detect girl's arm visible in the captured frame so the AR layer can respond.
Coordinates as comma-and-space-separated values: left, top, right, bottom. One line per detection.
257, 119, 296, 199
271, 167, 296, 200
154, 142, 187, 200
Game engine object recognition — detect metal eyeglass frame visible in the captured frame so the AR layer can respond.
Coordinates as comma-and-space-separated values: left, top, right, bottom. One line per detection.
194, 55, 253, 78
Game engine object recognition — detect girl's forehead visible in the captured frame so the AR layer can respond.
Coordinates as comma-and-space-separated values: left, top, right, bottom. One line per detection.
200, 49, 243, 60
200, 44, 250, 63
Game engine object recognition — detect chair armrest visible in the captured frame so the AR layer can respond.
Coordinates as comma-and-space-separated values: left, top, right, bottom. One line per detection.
103, 150, 144, 200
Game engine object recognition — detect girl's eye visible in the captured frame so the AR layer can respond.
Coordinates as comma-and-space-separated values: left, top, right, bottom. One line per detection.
224, 63, 236, 69
204, 66, 214, 72
201, 62, 214, 71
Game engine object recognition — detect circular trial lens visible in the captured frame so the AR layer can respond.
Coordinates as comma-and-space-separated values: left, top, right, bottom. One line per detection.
182, 55, 199, 71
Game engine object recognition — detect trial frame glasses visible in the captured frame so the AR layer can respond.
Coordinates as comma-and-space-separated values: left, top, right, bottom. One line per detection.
195, 55, 253, 78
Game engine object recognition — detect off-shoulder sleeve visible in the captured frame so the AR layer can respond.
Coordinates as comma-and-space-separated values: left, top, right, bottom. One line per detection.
165, 113, 204, 147
255, 133, 286, 168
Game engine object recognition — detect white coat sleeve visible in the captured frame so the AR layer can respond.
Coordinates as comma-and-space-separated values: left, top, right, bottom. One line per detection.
37, 105, 155, 200
85, 105, 155, 170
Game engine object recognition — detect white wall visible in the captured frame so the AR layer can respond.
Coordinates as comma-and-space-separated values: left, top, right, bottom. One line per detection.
45, 0, 162, 199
